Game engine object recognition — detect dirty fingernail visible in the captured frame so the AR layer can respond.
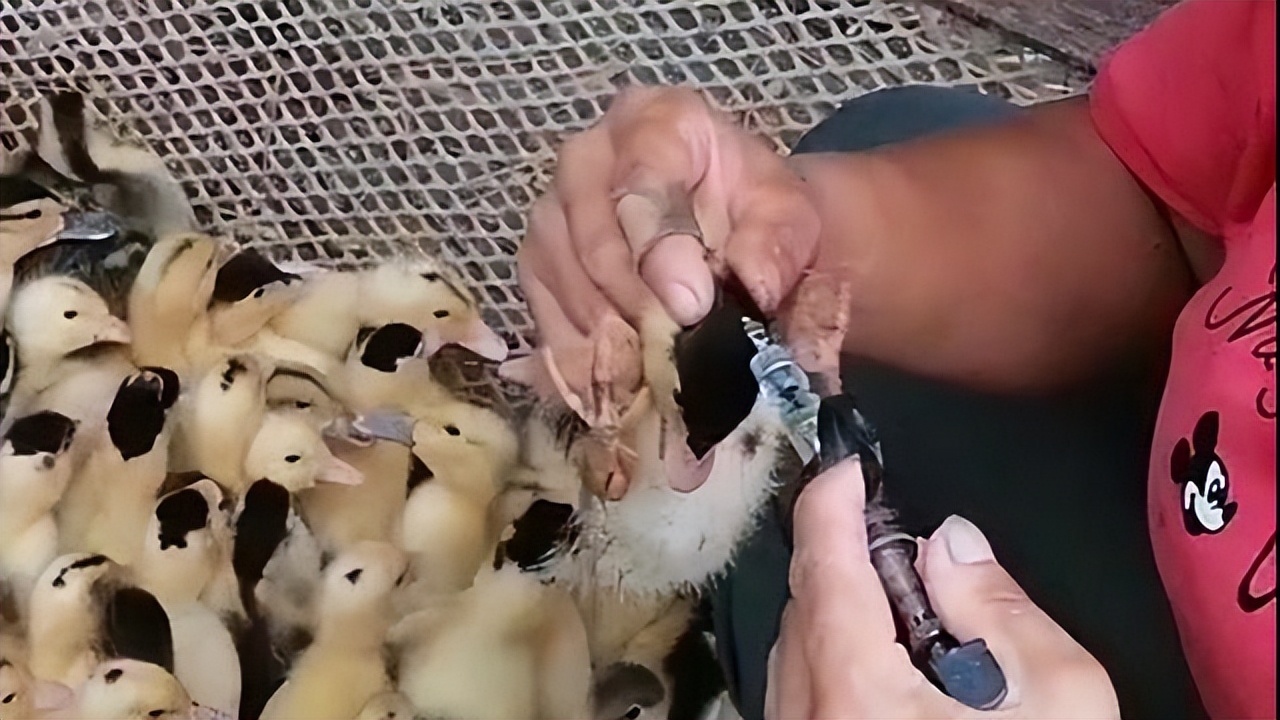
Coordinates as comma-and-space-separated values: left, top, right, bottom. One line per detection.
749, 264, 781, 311
933, 515, 995, 565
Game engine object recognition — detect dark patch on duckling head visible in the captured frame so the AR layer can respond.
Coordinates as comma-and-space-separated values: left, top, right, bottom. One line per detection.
212, 249, 300, 303
503, 500, 577, 572
106, 369, 179, 461
3, 410, 77, 456
233, 480, 291, 587
102, 586, 175, 673
155, 487, 210, 551
405, 454, 434, 496
673, 293, 762, 460
220, 357, 248, 392
51, 553, 108, 588
359, 323, 422, 373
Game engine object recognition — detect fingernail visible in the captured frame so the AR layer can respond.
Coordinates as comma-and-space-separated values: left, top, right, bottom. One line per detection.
658, 281, 706, 326
933, 515, 995, 565
753, 265, 781, 311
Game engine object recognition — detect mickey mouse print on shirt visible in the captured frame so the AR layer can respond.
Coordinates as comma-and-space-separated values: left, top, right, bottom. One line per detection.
1170, 411, 1239, 536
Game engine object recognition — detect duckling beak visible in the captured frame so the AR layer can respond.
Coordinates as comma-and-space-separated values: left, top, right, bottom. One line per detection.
317, 453, 364, 486
93, 315, 133, 346
351, 409, 417, 448
55, 211, 118, 242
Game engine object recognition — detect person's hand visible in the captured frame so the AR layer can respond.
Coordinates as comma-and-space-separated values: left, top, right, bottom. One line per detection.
768, 458, 1120, 720
501, 85, 825, 497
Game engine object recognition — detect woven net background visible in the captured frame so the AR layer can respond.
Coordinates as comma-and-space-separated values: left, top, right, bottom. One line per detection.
0, 0, 1145, 357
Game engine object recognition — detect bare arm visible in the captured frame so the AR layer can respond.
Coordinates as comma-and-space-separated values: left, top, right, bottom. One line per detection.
789, 96, 1198, 393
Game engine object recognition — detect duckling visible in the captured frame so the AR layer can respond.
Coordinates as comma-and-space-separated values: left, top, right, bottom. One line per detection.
1, 277, 133, 442
391, 559, 591, 720
334, 323, 452, 417
31, 92, 197, 241
270, 261, 509, 364
357, 262, 508, 362
184, 250, 303, 374
169, 354, 269, 495
127, 233, 230, 371
394, 401, 518, 594
0, 176, 65, 319
26, 554, 173, 689
498, 419, 712, 720
259, 541, 408, 720
133, 480, 240, 717
233, 412, 365, 719
39, 658, 194, 720
59, 368, 180, 565
0, 411, 78, 623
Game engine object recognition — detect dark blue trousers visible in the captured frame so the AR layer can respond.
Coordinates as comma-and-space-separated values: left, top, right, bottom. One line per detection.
710, 85, 1206, 720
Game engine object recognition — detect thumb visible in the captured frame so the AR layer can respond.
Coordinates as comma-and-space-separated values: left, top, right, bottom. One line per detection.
921, 516, 1120, 718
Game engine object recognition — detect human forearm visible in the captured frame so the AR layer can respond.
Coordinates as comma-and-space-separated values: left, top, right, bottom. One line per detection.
788, 96, 1195, 393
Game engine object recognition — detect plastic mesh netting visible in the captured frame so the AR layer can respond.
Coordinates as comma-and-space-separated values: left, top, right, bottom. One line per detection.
0, 1, 1092, 353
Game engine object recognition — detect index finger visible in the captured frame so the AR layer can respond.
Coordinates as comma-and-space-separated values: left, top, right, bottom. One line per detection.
789, 458, 902, 668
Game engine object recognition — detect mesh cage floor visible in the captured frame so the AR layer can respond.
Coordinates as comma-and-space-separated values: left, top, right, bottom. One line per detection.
1, 0, 1091, 354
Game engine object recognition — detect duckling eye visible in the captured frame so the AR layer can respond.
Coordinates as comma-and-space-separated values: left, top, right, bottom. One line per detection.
444, 425, 460, 436
344, 568, 363, 584
253, 288, 265, 298
148, 710, 165, 718
105, 668, 123, 683
285, 455, 301, 464
295, 401, 311, 409
3, 692, 16, 704
625, 705, 642, 720
433, 309, 449, 318
63, 310, 78, 319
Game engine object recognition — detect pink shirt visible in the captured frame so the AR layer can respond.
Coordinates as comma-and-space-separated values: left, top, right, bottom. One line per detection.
1091, 2, 1276, 717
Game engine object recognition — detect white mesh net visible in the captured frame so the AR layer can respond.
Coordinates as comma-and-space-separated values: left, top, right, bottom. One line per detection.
1, 0, 1091, 355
